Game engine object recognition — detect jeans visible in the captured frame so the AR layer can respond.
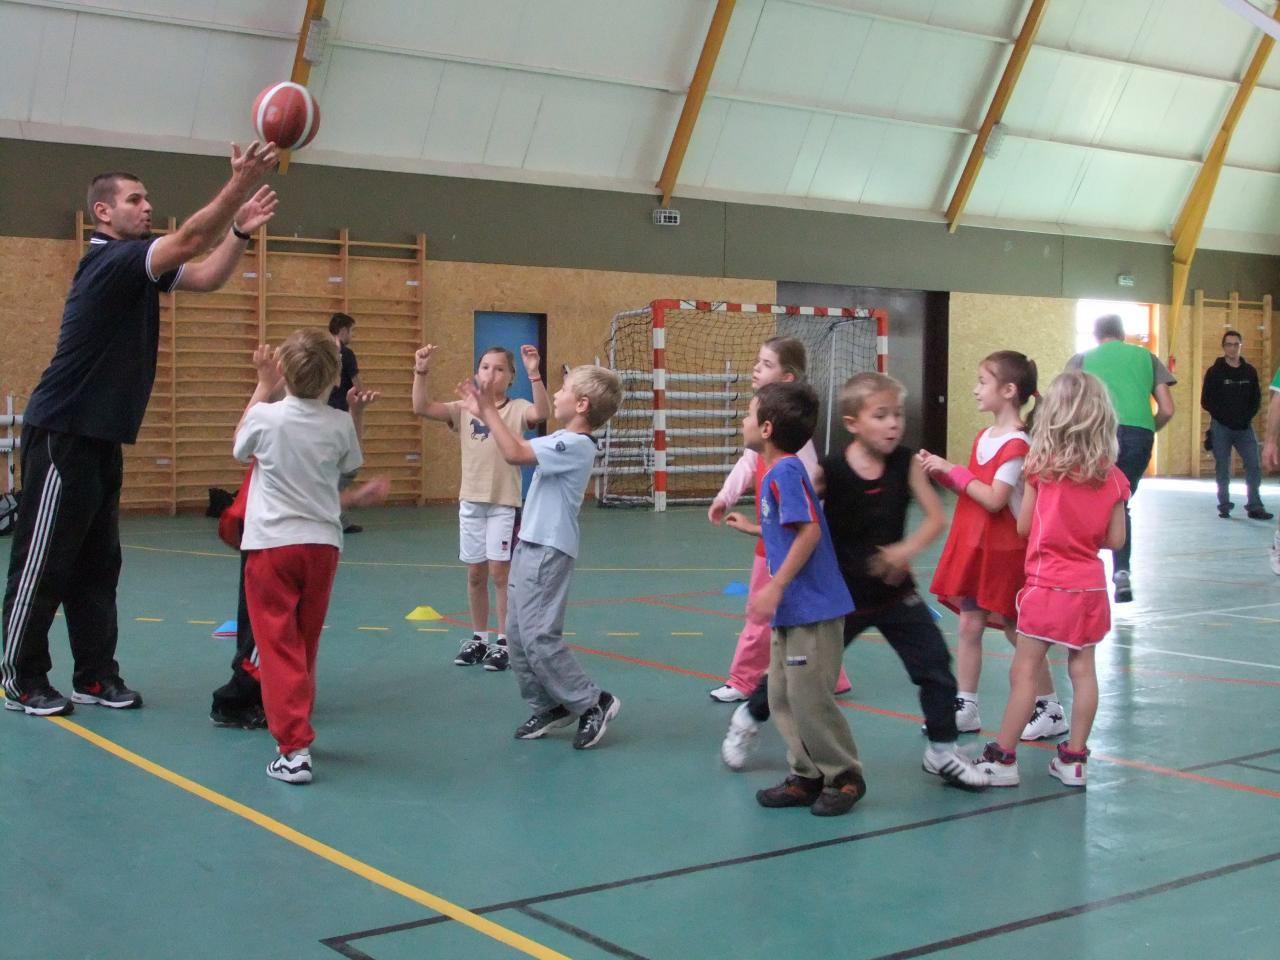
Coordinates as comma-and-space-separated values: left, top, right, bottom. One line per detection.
1209, 420, 1264, 511
1113, 425, 1154, 574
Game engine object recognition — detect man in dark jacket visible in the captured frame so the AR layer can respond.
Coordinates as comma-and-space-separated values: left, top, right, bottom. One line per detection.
1201, 329, 1272, 520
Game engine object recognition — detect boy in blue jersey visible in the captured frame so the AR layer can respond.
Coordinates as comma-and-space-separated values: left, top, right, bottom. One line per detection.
725, 382, 865, 815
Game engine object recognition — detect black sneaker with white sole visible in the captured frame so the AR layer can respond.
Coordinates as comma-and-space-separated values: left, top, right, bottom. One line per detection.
210, 703, 268, 729
572, 692, 620, 750
70, 676, 142, 709
454, 637, 488, 665
4, 684, 74, 716
482, 643, 509, 671
514, 705, 574, 739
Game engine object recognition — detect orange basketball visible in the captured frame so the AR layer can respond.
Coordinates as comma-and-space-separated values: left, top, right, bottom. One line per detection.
251, 82, 320, 151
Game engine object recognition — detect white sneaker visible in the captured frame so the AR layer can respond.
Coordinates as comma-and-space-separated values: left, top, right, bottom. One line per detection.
1269, 544, 1280, 576
720, 703, 760, 770
1021, 699, 1068, 741
973, 742, 1020, 786
955, 697, 982, 733
708, 684, 747, 703
922, 745, 990, 790
1048, 745, 1088, 787
267, 750, 312, 784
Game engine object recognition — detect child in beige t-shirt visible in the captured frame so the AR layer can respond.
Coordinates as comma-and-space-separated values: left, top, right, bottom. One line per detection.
412, 343, 550, 669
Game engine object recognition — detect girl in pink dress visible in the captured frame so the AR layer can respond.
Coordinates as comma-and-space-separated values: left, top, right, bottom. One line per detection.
707, 337, 851, 702
920, 351, 1056, 736
975, 371, 1129, 789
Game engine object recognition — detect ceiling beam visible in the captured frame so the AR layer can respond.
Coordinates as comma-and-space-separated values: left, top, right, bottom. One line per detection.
656, 0, 737, 208
944, 0, 1050, 233
277, 0, 327, 175
1169, 4, 1280, 357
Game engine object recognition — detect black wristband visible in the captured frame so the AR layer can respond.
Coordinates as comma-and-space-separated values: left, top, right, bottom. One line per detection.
231, 224, 252, 241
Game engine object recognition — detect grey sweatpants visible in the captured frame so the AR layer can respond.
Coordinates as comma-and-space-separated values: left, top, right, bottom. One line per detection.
769, 616, 862, 785
506, 541, 600, 716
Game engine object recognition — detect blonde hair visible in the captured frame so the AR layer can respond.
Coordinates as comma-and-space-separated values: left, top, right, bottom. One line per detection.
1024, 371, 1118, 484
278, 329, 340, 399
839, 371, 905, 420
568, 365, 623, 429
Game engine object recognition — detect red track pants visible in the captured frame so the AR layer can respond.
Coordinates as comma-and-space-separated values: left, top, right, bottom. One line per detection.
245, 544, 339, 754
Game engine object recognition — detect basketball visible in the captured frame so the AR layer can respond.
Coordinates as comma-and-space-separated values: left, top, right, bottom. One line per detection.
251, 81, 320, 151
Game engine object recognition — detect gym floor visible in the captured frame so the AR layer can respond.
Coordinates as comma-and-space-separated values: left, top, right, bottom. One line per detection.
4, 479, 1279, 959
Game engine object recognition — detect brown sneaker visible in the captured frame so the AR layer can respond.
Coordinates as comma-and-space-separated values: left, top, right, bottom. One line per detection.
756, 774, 824, 808
810, 769, 867, 817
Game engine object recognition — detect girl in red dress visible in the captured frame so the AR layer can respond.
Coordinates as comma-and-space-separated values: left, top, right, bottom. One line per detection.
920, 351, 1055, 736
975, 371, 1129, 788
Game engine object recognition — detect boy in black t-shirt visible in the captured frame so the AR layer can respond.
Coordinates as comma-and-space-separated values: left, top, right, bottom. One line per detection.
721, 373, 989, 790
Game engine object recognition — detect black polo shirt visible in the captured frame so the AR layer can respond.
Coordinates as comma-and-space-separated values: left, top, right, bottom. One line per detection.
24, 232, 182, 444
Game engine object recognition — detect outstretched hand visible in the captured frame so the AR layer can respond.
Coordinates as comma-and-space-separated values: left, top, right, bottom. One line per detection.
234, 185, 278, 234
917, 449, 953, 476
1266, 440, 1280, 472
414, 344, 437, 374
521, 344, 542, 377
343, 476, 391, 509
252, 344, 282, 393
230, 140, 278, 190
347, 388, 381, 414
707, 499, 727, 524
456, 378, 488, 418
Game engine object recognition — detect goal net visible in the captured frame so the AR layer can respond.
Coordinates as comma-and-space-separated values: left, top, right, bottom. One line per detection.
598, 299, 887, 510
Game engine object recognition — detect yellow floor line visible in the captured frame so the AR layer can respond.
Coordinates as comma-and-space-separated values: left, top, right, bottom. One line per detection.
670, 631, 703, 637
606, 632, 639, 637
135, 617, 164, 623
357, 626, 389, 632
189, 620, 217, 625
417, 627, 451, 633
47, 717, 571, 960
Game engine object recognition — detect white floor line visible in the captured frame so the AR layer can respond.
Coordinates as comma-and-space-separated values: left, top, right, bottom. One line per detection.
1108, 642, 1280, 671
1221, 612, 1280, 623
1126, 600, 1280, 624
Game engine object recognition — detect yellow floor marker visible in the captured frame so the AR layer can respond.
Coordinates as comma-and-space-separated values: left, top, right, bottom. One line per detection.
189, 620, 217, 625
135, 617, 164, 623
607, 631, 640, 637
358, 626, 389, 632
417, 627, 450, 633
406, 605, 443, 621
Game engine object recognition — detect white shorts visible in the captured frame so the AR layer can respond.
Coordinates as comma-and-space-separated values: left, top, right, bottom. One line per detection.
458, 501, 517, 564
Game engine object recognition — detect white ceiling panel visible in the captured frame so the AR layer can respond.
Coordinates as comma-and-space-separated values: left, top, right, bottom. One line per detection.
1062, 151, 1194, 232
0, 5, 62, 121
963, 138, 1090, 224
802, 114, 886, 203
1003, 49, 1128, 145
312, 47, 445, 157
481, 81, 544, 169
1099, 72, 1229, 160
1205, 166, 1280, 234
209, 0, 306, 33
421, 63, 509, 163
730, 2, 871, 106
190, 33, 297, 143
783, 113, 837, 196
678, 97, 732, 187
60, 16, 209, 138
1126, 0, 1259, 79
858, 124, 965, 209
523, 84, 661, 178
699, 101, 815, 194
1225, 87, 1280, 170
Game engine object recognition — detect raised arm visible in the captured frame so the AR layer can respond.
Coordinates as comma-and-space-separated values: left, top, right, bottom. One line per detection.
410, 345, 453, 422
521, 345, 551, 425
919, 448, 1015, 513
457, 380, 537, 465
235, 344, 282, 437
175, 186, 277, 292
151, 141, 278, 278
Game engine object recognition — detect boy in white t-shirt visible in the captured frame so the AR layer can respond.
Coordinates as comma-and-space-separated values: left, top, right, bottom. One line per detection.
233, 330, 364, 785
412, 344, 549, 670
456, 365, 622, 749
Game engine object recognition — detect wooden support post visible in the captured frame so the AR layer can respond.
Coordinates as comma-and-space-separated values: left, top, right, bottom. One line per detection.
339, 227, 350, 315
278, 0, 327, 175
655, 0, 736, 208
417, 232, 428, 505
256, 224, 268, 341
945, 0, 1050, 232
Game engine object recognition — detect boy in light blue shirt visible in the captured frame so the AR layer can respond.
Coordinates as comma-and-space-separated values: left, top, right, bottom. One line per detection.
457, 364, 623, 749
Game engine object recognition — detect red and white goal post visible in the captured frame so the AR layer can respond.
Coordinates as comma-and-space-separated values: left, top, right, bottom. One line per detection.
598, 300, 888, 510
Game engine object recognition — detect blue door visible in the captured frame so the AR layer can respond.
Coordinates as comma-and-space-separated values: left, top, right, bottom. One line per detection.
474, 312, 546, 496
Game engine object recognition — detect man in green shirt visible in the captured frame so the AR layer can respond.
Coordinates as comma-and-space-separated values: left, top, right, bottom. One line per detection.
1067, 314, 1175, 603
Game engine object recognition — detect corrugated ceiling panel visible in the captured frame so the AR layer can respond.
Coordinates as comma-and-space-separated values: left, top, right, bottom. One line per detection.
802, 114, 885, 202
679, 97, 732, 187
61, 17, 209, 138
1100, 72, 1228, 160
700, 100, 816, 194
919, 0, 1022, 37
313, 47, 444, 156
710, 0, 765, 91
784, 113, 837, 196
0, 5, 57, 121
481, 82, 543, 168
210, 0, 307, 33
732, 2, 869, 105
1036, 0, 1158, 62
615, 95, 681, 182
334, 0, 522, 59
1003, 49, 1127, 145
1205, 166, 1280, 235
190, 33, 298, 144
1127, 0, 1258, 78
964, 138, 1088, 223
1062, 150, 1193, 232
1225, 87, 1280, 171
858, 124, 963, 209
421, 63, 508, 163
523, 84, 664, 178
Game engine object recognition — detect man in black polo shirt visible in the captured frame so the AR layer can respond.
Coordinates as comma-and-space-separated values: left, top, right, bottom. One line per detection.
2, 141, 280, 717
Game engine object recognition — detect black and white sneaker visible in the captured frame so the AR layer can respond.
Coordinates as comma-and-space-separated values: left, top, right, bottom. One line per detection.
514, 705, 574, 739
573, 692, 619, 750
267, 750, 312, 784
71, 676, 142, 709
4, 684, 74, 716
482, 643, 509, 671
1113, 571, 1133, 604
454, 637, 488, 666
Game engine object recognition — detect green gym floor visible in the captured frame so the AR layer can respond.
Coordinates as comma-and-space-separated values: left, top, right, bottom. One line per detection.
4, 479, 1279, 959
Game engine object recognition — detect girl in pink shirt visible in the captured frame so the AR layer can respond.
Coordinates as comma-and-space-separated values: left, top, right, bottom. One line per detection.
976, 371, 1130, 789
